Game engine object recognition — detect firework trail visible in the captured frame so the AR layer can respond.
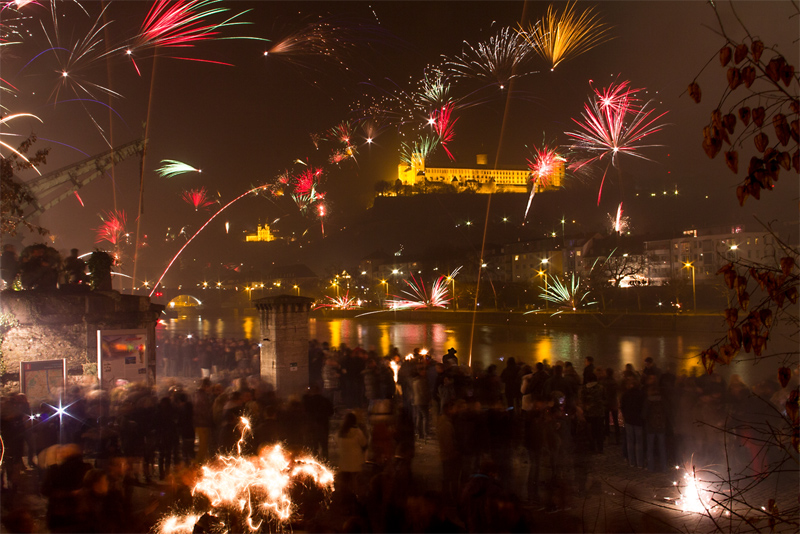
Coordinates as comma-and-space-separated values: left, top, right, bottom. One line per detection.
150, 184, 270, 296
418, 67, 452, 109
124, 0, 256, 75
94, 209, 126, 245
182, 187, 215, 211
156, 159, 201, 178
400, 135, 439, 168
443, 26, 536, 88
0, 113, 44, 174
567, 80, 668, 204
386, 274, 451, 310
518, 1, 613, 70
524, 143, 565, 220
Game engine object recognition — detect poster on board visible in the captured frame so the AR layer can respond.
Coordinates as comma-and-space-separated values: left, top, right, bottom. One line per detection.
97, 329, 148, 389
20, 359, 66, 403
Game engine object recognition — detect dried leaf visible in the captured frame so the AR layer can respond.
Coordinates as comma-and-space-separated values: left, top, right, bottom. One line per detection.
791, 100, 799, 114
766, 57, 782, 82
779, 152, 791, 170
793, 149, 799, 173
780, 63, 795, 86
752, 107, 765, 127
701, 350, 716, 374
735, 184, 748, 206
751, 40, 764, 62
737, 290, 750, 310
741, 66, 756, 88
747, 156, 762, 175
688, 82, 702, 103
719, 344, 737, 364
702, 136, 722, 159
785, 390, 799, 425
778, 367, 791, 388
786, 286, 798, 304
774, 114, 790, 146
759, 308, 773, 328
780, 256, 796, 276
726, 67, 742, 90
723, 113, 736, 134
724, 151, 739, 173
711, 109, 723, 129
791, 120, 799, 143
738, 106, 751, 125
728, 327, 742, 349
720, 46, 732, 66
724, 307, 738, 327
754, 132, 769, 152
734, 44, 748, 64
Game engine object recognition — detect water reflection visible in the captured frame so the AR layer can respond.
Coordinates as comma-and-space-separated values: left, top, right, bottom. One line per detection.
159, 313, 785, 386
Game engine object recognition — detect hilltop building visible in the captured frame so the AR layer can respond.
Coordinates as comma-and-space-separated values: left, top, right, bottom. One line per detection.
396, 154, 563, 194
245, 222, 276, 243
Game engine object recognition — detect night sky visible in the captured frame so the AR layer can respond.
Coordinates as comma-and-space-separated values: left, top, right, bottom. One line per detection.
3, 1, 798, 285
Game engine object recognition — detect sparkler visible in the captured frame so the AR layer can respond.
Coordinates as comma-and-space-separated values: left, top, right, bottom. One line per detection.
156, 159, 201, 178
182, 187, 215, 211
519, 1, 613, 70
443, 26, 536, 88
94, 210, 126, 245
674, 467, 717, 515
157, 416, 334, 534
567, 80, 668, 204
524, 143, 565, 220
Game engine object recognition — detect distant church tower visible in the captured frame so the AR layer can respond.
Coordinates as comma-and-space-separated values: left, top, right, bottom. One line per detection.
245, 221, 275, 242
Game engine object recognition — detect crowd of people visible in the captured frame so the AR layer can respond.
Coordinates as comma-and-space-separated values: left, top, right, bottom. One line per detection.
0, 339, 795, 533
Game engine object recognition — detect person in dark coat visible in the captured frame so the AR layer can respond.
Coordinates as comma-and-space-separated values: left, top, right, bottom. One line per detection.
303, 384, 334, 460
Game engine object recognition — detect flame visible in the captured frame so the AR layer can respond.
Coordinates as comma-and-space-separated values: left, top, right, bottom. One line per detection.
676, 468, 715, 514
389, 360, 400, 383
157, 417, 334, 533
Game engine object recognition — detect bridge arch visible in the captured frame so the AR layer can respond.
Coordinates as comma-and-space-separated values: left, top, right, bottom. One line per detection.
166, 294, 204, 311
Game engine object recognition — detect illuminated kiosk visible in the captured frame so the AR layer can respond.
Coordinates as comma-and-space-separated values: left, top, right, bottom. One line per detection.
255, 295, 314, 398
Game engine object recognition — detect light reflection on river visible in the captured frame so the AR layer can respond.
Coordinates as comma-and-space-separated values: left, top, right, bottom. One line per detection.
158, 313, 782, 386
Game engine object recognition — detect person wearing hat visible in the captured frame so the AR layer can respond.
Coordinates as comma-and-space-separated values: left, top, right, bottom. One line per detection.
443, 347, 458, 366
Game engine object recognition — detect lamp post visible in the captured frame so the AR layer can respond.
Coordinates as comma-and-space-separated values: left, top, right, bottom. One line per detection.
447, 276, 456, 310
683, 261, 696, 312
293, 284, 299, 296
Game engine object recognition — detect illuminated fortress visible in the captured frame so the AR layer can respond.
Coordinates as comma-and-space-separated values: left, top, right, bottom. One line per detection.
397, 154, 563, 194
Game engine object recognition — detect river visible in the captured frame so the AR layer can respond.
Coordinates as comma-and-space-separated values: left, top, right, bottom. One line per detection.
157, 311, 789, 387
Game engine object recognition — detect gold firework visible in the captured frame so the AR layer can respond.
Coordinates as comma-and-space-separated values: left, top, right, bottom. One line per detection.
519, 1, 613, 70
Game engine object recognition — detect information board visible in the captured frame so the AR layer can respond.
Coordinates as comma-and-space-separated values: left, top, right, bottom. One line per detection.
97, 329, 148, 389
20, 359, 66, 403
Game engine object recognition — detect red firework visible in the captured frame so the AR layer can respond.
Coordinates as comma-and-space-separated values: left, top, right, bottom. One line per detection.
95, 210, 126, 245
431, 103, 458, 160
524, 144, 565, 220
182, 187, 215, 211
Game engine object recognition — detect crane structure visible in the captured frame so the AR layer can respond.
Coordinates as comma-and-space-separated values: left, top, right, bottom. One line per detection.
19, 137, 147, 220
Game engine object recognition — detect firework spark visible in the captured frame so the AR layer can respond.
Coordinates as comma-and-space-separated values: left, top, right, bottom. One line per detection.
387, 274, 451, 310
156, 159, 201, 178
400, 135, 439, 167
94, 210, 126, 245
182, 187, 215, 211
567, 80, 668, 204
519, 1, 613, 70
524, 143, 565, 219
443, 26, 536, 88
430, 102, 458, 160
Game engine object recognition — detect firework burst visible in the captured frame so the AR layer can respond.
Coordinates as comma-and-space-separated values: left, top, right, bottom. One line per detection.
125, 0, 256, 75
444, 26, 536, 89
156, 159, 201, 178
524, 143, 565, 219
94, 209, 126, 245
386, 274, 451, 310
182, 187, 215, 211
534, 273, 595, 311
314, 291, 359, 310
567, 80, 668, 204
400, 135, 439, 167
519, 1, 613, 70
430, 102, 458, 160
0, 113, 44, 174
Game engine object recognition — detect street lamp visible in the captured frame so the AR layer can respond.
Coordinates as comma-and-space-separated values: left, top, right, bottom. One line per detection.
380, 279, 388, 296
446, 276, 456, 310
683, 261, 696, 312
293, 284, 299, 296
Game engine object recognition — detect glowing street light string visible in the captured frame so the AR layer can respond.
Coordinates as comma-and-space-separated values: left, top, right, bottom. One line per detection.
149, 184, 269, 297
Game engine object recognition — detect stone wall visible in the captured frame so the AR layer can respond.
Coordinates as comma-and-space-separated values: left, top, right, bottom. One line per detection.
0, 289, 163, 385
